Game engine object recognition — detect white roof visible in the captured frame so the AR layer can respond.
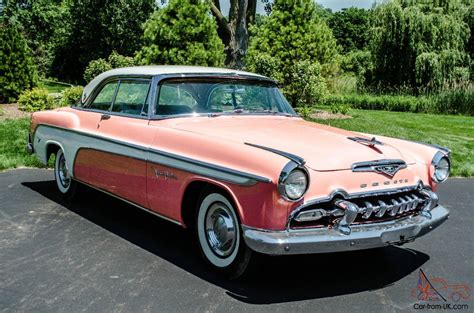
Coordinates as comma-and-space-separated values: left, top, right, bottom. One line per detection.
81, 65, 267, 104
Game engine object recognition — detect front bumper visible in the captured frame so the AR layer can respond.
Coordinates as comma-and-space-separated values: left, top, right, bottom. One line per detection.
242, 204, 449, 255
26, 134, 34, 154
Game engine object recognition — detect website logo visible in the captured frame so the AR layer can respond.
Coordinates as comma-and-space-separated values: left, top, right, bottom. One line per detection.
411, 269, 470, 310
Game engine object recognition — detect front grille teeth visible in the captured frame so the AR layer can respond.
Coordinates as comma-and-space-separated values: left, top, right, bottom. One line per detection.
292, 189, 438, 234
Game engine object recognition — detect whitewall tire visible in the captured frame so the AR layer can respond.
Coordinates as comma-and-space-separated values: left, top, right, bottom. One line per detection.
54, 148, 77, 199
196, 191, 253, 278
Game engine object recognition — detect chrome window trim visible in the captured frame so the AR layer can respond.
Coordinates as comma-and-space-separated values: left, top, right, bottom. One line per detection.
37, 124, 272, 186
150, 74, 298, 120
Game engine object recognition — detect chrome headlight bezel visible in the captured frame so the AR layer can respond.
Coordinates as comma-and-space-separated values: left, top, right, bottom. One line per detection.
278, 161, 310, 201
431, 151, 450, 183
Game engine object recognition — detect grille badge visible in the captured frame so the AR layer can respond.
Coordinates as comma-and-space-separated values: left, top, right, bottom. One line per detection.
352, 159, 407, 177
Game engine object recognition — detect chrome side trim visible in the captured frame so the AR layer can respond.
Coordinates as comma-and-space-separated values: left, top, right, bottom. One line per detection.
412, 140, 451, 156
76, 179, 182, 226
147, 148, 271, 186
244, 143, 305, 166
243, 204, 449, 255
34, 124, 272, 186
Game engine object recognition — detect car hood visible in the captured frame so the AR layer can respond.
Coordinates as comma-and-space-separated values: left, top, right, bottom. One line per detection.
166, 116, 416, 171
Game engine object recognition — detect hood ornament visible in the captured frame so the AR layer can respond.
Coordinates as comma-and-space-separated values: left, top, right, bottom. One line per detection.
352, 159, 407, 177
348, 136, 383, 147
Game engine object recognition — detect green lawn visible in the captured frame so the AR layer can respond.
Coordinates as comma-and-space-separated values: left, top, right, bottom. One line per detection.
38, 79, 73, 94
1, 110, 473, 177
0, 118, 45, 170
309, 108, 474, 177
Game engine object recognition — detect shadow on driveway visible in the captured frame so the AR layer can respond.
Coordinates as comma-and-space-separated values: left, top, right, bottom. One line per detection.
23, 180, 429, 305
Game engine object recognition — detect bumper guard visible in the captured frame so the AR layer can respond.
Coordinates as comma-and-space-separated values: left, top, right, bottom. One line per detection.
242, 204, 449, 255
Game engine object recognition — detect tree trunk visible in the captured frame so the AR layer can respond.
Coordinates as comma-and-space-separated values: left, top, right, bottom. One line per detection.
211, 0, 256, 69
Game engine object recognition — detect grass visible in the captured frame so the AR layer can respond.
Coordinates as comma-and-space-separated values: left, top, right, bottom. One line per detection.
1, 110, 473, 177
309, 108, 474, 177
0, 118, 45, 170
38, 79, 73, 94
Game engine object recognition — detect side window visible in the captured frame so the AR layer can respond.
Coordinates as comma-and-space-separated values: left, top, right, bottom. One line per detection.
112, 80, 151, 116
90, 81, 118, 111
156, 84, 197, 115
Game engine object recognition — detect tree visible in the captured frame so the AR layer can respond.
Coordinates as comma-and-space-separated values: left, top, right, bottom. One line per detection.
2, 0, 69, 77
53, 0, 155, 83
210, 0, 257, 68
137, 0, 225, 67
328, 7, 371, 52
368, 0, 471, 92
0, 20, 38, 103
246, 0, 339, 105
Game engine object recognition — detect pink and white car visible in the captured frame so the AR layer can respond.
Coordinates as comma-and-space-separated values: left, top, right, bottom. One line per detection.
28, 66, 450, 277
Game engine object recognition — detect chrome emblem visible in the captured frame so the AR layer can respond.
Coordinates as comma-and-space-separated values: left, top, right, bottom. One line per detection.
154, 168, 178, 180
352, 159, 407, 177
374, 165, 402, 177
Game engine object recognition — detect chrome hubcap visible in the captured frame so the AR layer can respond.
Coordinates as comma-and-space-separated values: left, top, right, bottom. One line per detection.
205, 203, 237, 257
58, 153, 70, 188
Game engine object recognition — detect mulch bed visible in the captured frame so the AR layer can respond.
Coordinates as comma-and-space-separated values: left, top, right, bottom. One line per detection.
0, 104, 31, 122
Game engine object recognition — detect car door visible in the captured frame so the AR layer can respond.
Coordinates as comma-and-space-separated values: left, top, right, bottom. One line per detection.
74, 78, 154, 208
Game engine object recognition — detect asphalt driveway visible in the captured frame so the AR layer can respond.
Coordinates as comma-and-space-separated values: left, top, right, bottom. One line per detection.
1, 169, 472, 312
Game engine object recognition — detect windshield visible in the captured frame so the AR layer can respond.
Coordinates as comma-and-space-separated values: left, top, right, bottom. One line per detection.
155, 79, 296, 117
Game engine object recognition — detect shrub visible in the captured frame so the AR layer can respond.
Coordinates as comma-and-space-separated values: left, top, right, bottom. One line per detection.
83, 58, 113, 83
18, 88, 55, 112
60, 86, 84, 107
283, 61, 327, 107
322, 94, 430, 113
137, 0, 225, 66
295, 106, 314, 119
0, 20, 38, 103
108, 51, 136, 68
330, 103, 350, 115
245, 53, 283, 82
432, 87, 474, 116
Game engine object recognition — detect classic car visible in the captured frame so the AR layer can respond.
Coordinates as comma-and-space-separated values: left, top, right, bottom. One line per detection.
27, 66, 451, 278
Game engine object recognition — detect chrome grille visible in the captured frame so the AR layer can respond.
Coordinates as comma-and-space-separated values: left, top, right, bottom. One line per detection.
290, 187, 437, 235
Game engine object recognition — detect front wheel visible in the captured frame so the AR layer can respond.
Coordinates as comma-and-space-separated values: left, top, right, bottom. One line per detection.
196, 191, 253, 279
54, 148, 77, 200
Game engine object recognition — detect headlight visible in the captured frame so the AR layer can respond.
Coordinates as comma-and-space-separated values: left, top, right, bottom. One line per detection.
432, 152, 450, 183
279, 166, 309, 201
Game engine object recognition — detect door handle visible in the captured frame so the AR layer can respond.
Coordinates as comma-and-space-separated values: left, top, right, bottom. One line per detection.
100, 114, 111, 121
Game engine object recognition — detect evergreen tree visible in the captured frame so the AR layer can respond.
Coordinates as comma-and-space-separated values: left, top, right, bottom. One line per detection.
3, 0, 69, 77
328, 7, 371, 53
0, 20, 38, 103
137, 0, 225, 66
53, 0, 155, 83
245, 0, 338, 106
247, 0, 338, 74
